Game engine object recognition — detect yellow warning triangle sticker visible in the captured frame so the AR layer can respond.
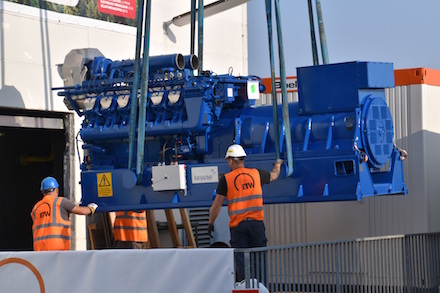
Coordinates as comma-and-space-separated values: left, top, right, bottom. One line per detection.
97, 172, 113, 197
99, 174, 111, 187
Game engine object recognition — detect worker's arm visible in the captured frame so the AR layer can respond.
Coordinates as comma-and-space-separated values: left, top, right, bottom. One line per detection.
71, 203, 98, 215
209, 194, 225, 224
269, 159, 283, 182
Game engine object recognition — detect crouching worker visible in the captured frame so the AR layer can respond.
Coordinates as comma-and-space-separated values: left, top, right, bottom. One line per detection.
31, 176, 98, 251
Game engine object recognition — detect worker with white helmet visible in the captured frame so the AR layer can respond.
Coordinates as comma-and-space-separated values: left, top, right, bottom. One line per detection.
208, 144, 283, 282
31, 176, 98, 251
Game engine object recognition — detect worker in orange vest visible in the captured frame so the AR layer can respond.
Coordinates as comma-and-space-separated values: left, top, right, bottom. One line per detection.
31, 176, 98, 251
208, 144, 283, 282
113, 210, 148, 249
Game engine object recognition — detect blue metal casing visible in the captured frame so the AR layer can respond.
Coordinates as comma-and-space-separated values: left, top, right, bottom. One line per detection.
298, 61, 395, 114
54, 49, 407, 212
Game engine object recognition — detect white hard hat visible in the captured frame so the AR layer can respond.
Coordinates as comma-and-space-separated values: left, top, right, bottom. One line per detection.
225, 144, 247, 159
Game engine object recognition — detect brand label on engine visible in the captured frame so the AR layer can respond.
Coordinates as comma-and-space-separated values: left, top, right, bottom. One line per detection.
191, 166, 219, 184
247, 81, 260, 100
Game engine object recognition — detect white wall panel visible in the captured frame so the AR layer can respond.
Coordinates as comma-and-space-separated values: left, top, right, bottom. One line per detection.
1, 1, 248, 111
4, 13, 47, 65
2, 60, 64, 111
264, 203, 307, 246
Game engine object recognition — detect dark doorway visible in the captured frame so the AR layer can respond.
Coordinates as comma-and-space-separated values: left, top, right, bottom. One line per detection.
0, 110, 68, 251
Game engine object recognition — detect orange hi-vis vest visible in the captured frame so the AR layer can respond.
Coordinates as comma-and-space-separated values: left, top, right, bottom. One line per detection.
31, 195, 71, 251
225, 168, 264, 228
114, 211, 148, 242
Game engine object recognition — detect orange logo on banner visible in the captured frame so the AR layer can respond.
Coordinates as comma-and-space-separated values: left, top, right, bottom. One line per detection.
0, 257, 45, 293
260, 76, 298, 93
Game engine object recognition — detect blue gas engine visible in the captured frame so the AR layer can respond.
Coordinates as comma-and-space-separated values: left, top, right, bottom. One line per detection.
55, 48, 407, 212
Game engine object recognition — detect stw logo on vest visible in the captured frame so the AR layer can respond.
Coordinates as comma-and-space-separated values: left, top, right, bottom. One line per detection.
234, 173, 255, 191
37, 202, 51, 219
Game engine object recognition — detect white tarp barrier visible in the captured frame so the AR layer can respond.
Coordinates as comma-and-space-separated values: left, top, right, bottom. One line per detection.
0, 249, 235, 293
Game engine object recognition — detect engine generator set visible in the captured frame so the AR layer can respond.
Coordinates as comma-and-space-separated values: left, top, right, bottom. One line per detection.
54, 48, 407, 212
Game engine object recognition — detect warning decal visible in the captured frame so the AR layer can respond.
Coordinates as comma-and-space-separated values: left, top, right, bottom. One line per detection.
97, 172, 113, 197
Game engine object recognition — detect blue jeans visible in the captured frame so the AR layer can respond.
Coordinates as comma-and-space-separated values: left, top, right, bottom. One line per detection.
230, 220, 267, 282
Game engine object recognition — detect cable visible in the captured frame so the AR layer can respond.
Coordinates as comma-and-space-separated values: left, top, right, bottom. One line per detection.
394, 143, 408, 161
75, 131, 83, 169
354, 142, 368, 163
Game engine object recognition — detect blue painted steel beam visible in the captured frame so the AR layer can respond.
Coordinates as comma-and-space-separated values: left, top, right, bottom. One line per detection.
264, 0, 281, 160
307, 0, 319, 65
128, 0, 145, 171
136, 0, 152, 183
190, 0, 196, 58
198, 0, 204, 72
274, 0, 294, 176
315, 0, 329, 64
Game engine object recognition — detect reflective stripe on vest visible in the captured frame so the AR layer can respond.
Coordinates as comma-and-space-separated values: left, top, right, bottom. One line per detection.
114, 211, 148, 242
31, 196, 71, 251
225, 168, 264, 228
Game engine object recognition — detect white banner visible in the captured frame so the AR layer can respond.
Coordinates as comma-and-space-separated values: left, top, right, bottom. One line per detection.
0, 249, 234, 293
45, 0, 79, 7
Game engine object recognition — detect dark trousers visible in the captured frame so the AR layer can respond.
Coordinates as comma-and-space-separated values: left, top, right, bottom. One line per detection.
114, 240, 147, 249
230, 220, 267, 282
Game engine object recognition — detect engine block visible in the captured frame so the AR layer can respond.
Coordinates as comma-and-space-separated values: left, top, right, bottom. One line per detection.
55, 49, 407, 212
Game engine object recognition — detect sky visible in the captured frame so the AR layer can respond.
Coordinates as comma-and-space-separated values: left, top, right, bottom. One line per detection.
247, 0, 440, 78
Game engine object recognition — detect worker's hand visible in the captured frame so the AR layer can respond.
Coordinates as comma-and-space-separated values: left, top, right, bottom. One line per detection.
275, 159, 284, 165
208, 223, 214, 238
87, 203, 98, 215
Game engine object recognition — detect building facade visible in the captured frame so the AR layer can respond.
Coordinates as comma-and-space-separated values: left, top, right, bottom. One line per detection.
0, 0, 248, 250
